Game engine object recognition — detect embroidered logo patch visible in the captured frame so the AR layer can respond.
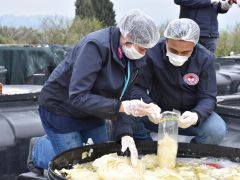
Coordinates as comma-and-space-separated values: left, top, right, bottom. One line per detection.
183, 73, 199, 86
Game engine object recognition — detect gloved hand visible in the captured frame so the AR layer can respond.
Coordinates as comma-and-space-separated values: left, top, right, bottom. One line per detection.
229, 0, 237, 4
220, 0, 232, 10
147, 103, 162, 124
237, 0, 240, 7
229, 0, 240, 6
122, 99, 152, 117
211, 0, 220, 4
179, 111, 198, 129
121, 136, 138, 166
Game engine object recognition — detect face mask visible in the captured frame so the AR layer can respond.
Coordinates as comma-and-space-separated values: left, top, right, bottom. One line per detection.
166, 48, 189, 66
122, 45, 145, 60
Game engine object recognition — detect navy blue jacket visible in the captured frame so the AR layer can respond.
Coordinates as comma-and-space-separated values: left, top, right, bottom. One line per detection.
38, 27, 146, 134
132, 39, 217, 124
174, 0, 229, 37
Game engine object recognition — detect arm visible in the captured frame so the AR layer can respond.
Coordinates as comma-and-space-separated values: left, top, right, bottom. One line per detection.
191, 56, 217, 123
112, 113, 133, 140
131, 59, 155, 104
69, 41, 121, 120
113, 114, 139, 167
174, 0, 212, 8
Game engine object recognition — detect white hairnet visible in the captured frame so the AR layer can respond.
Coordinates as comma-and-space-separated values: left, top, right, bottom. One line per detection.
118, 9, 160, 48
164, 18, 200, 45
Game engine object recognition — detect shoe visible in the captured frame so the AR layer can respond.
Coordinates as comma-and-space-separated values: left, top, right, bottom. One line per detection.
27, 137, 44, 175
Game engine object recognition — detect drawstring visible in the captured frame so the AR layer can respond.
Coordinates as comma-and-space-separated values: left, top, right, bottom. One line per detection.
119, 60, 131, 100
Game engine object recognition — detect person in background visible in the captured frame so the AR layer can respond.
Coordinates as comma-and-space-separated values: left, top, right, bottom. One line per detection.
27, 9, 160, 174
130, 18, 226, 145
174, 0, 237, 53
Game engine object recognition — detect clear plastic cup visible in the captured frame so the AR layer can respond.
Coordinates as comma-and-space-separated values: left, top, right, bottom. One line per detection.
157, 111, 180, 169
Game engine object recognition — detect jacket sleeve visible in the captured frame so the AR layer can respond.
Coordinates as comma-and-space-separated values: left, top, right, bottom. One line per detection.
174, 0, 212, 8
191, 55, 217, 123
131, 59, 155, 104
112, 113, 133, 141
69, 41, 121, 120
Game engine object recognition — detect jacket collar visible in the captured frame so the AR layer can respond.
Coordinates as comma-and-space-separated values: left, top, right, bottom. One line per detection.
110, 27, 125, 68
135, 56, 148, 68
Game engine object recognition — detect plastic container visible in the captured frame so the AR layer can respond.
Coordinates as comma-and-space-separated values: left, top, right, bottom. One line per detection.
216, 94, 240, 148
157, 111, 179, 168
48, 141, 240, 180
0, 85, 45, 179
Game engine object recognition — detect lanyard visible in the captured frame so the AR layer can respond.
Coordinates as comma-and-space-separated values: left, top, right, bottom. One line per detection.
119, 60, 131, 100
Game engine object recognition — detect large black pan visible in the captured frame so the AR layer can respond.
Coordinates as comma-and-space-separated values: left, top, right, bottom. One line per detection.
48, 141, 240, 180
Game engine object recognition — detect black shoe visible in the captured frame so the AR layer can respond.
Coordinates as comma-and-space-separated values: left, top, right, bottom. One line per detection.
27, 137, 44, 175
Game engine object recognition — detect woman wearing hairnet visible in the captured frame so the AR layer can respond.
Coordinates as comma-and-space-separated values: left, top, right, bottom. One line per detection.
27, 9, 160, 174
131, 18, 226, 145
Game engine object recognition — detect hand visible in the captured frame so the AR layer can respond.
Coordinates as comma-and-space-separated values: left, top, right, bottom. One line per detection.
179, 111, 198, 129
229, 0, 240, 6
237, 0, 240, 7
229, 0, 237, 4
121, 99, 152, 117
121, 136, 138, 166
147, 103, 162, 124
220, 0, 232, 10
211, 0, 220, 4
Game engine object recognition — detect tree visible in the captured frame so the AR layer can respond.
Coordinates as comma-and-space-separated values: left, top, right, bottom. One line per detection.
216, 31, 231, 57
158, 21, 169, 37
231, 24, 240, 54
39, 16, 71, 45
75, 0, 116, 26
38, 16, 103, 45
75, 0, 95, 19
0, 26, 40, 44
67, 17, 103, 44
0, 15, 104, 45
94, 0, 116, 26
216, 23, 240, 57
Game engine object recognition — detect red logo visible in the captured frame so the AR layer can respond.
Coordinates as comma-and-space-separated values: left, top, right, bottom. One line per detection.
183, 73, 199, 86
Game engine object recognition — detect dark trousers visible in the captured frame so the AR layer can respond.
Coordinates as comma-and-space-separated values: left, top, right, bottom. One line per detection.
132, 112, 226, 145
199, 37, 218, 53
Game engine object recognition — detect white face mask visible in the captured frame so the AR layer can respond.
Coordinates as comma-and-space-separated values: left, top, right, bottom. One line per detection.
166, 48, 189, 66
122, 45, 145, 60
